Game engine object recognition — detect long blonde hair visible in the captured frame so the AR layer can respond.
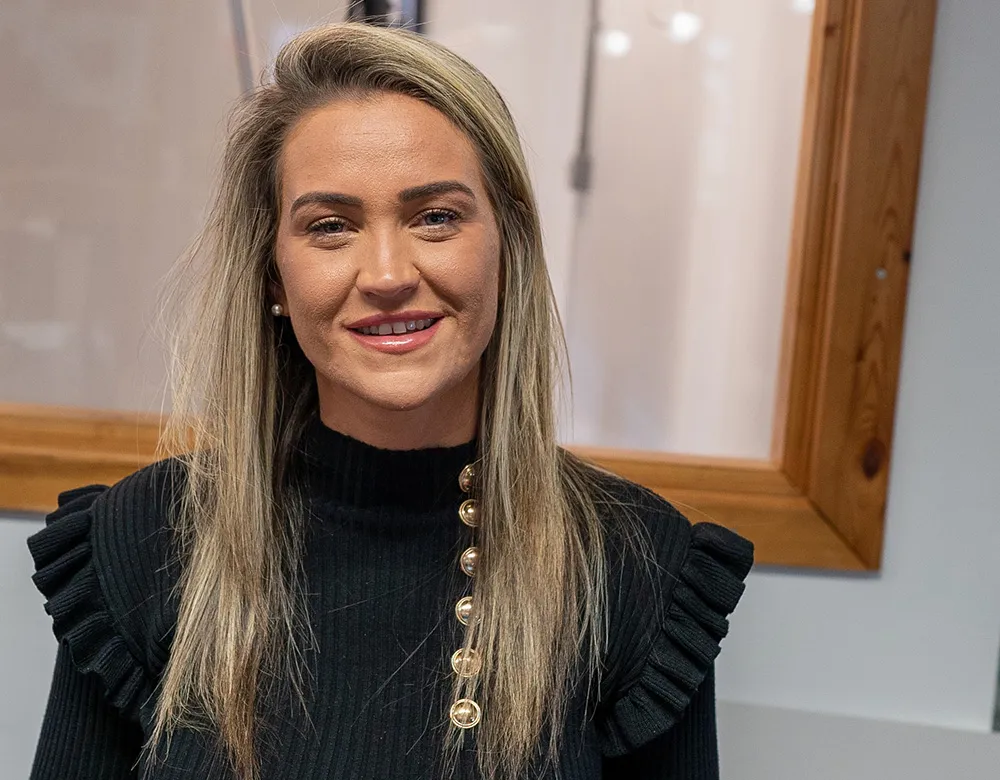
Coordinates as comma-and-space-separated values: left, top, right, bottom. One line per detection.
155, 22, 613, 780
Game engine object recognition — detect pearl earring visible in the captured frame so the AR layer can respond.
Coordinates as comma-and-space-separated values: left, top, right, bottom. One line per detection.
270, 303, 284, 317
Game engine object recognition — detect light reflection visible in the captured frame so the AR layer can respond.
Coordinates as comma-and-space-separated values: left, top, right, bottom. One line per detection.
601, 29, 632, 57
791, 0, 815, 13
667, 11, 703, 43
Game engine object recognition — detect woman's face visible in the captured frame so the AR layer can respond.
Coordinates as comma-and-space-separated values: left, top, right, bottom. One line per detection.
273, 93, 501, 448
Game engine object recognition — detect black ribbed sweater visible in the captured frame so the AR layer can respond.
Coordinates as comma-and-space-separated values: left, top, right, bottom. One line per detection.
27, 416, 753, 779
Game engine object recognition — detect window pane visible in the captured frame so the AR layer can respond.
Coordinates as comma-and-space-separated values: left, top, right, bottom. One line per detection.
430, 1, 813, 457
0, 1, 240, 411
3, 1, 812, 461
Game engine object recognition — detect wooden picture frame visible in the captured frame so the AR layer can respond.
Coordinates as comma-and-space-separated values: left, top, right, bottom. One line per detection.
0, 0, 937, 571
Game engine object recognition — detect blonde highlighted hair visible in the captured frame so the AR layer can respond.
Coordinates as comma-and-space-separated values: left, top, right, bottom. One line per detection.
155, 21, 615, 780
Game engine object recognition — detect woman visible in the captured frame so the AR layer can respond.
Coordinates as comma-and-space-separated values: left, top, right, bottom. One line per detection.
27, 22, 753, 780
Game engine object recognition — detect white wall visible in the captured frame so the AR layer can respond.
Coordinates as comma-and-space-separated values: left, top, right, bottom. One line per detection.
0, 517, 52, 777
716, 0, 1000, 734
718, 702, 1000, 780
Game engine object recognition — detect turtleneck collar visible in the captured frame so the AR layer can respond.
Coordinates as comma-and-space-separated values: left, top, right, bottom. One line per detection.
298, 412, 478, 511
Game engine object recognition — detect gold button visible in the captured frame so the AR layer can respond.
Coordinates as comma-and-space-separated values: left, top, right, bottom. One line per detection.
458, 463, 475, 493
449, 698, 481, 729
459, 547, 478, 577
455, 596, 474, 625
458, 498, 479, 527
451, 648, 483, 677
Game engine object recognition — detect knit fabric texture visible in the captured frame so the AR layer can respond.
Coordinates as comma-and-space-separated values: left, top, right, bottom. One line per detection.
27, 414, 753, 779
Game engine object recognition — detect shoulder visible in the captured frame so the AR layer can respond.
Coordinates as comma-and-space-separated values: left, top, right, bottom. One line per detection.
27, 458, 186, 721
588, 466, 752, 593
87, 457, 185, 593
586, 468, 754, 755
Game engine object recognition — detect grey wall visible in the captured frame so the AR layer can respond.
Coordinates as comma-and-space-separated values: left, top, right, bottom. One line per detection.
1, 518, 51, 777
712, 2, 1000, 773
718, 702, 1000, 780
716, 0, 1000, 737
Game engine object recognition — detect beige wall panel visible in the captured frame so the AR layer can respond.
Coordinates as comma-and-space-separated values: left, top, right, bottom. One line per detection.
0, 1, 241, 411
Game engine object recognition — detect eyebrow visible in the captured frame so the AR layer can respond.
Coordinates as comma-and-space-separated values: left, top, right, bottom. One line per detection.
289, 191, 362, 214
399, 180, 476, 203
289, 180, 476, 215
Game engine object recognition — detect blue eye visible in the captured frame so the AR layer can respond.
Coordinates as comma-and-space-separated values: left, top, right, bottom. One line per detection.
309, 219, 346, 234
422, 209, 458, 226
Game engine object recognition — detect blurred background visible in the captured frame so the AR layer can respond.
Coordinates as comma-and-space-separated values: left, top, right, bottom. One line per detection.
2, 0, 1000, 777
0, 0, 811, 457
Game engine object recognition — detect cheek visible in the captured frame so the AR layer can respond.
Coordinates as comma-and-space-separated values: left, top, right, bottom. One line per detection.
472, 241, 502, 348
445, 248, 500, 349
275, 242, 353, 322
475, 274, 500, 345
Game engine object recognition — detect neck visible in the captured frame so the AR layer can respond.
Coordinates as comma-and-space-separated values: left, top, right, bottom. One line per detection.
299, 412, 477, 510
315, 371, 479, 450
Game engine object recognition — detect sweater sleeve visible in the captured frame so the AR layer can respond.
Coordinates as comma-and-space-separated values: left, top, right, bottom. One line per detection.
27, 485, 155, 720
601, 666, 719, 780
27, 464, 183, 775
595, 481, 753, 758
30, 643, 143, 780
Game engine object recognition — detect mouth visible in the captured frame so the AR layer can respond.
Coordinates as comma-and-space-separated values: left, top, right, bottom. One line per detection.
349, 317, 442, 336
346, 314, 445, 355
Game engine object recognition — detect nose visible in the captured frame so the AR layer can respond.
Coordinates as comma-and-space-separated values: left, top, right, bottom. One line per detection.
354, 228, 420, 302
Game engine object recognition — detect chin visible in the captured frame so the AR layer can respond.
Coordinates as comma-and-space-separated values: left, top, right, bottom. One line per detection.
348, 374, 447, 413
320, 362, 475, 419
365, 391, 436, 412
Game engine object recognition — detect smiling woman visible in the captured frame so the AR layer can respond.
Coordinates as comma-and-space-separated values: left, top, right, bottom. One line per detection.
25, 21, 752, 780
273, 95, 500, 448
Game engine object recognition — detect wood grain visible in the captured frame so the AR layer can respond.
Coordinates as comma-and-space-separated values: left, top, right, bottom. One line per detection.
774, 0, 855, 473
773, 0, 936, 568
0, 404, 161, 513
804, 0, 936, 567
570, 445, 799, 497
572, 447, 865, 570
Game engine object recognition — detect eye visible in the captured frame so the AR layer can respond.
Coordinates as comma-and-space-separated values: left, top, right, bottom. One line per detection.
308, 218, 347, 235
419, 209, 460, 227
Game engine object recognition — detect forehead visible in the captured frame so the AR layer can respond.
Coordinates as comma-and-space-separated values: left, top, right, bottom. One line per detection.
279, 93, 485, 199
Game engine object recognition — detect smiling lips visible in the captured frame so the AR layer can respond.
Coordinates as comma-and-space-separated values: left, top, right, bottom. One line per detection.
353, 318, 438, 336
347, 315, 443, 354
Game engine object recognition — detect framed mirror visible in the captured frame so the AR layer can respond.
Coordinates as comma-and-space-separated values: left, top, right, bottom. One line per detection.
0, 0, 937, 571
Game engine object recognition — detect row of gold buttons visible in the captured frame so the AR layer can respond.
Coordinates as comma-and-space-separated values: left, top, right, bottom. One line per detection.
449, 463, 482, 730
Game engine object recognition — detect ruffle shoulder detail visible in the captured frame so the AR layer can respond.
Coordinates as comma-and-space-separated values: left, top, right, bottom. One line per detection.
28, 484, 154, 721
598, 520, 754, 756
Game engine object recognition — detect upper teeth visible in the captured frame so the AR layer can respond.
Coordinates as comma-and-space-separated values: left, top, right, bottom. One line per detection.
357, 318, 436, 336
